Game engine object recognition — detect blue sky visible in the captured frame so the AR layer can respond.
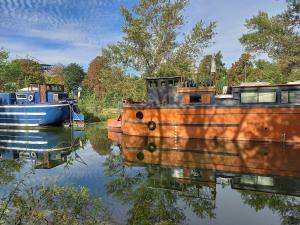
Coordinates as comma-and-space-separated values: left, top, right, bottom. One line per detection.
0, 0, 287, 70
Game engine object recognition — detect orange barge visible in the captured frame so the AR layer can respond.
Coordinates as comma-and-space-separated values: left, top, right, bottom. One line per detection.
110, 77, 300, 142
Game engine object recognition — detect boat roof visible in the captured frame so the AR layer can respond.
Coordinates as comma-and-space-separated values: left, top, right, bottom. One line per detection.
232, 83, 300, 88
145, 76, 183, 80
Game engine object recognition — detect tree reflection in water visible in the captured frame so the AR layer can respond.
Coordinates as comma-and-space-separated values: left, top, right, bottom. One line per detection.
104, 144, 216, 225
106, 132, 300, 225
240, 191, 300, 225
0, 160, 23, 185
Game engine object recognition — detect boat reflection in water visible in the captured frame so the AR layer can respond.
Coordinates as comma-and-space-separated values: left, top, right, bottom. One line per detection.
108, 131, 300, 197
0, 128, 85, 169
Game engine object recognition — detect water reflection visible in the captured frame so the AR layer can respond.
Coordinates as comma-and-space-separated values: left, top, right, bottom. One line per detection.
107, 132, 300, 224
0, 125, 299, 224
0, 128, 85, 169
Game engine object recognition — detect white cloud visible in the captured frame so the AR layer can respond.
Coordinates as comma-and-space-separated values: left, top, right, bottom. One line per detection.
0, 0, 288, 69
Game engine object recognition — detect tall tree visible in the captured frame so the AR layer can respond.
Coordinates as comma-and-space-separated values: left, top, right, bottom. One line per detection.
228, 53, 253, 86
197, 51, 227, 90
63, 63, 85, 91
45, 63, 65, 85
83, 56, 123, 98
13, 59, 44, 87
103, 0, 216, 77
0, 49, 21, 91
240, 0, 300, 75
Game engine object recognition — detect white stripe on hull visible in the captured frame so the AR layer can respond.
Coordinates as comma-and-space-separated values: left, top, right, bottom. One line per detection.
0, 129, 39, 133
0, 104, 69, 108
0, 140, 48, 144
0, 146, 73, 152
0, 123, 39, 126
0, 112, 46, 116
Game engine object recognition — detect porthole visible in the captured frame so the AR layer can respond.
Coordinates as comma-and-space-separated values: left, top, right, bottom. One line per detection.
136, 111, 144, 120
136, 152, 144, 161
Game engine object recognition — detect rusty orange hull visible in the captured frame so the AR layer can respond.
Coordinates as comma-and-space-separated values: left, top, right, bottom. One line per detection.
117, 134, 300, 178
121, 106, 300, 142
107, 118, 122, 133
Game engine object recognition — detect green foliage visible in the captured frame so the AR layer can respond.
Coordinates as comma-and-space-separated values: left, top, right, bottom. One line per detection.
240, 190, 300, 225
104, 149, 216, 225
85, 123, 113, 155
64, 63, 85, 92
80, 56, 146, 120
240, 0, 300, 74
0, 182, 110, 225
228, 52, 291, 85
103, 0, 216, 77
13, 58, 45, 87
249, 60, 286, 84
0, 49, 21, 91
83, 56, 124, 98
44, 63, 65, 85
78, 90, 120, 121
228, 52, 252, 86
0, 160, 22, 185
197, 51, 227, 92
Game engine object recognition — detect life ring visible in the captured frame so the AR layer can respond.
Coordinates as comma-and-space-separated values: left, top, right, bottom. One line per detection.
147, 143, 156, 152
147, 121, 156, 130
28, 95, 34, 102
31, 152, 37, 158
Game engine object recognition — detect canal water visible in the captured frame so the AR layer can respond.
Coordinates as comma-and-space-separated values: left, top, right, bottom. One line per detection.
0, 123, 299, 225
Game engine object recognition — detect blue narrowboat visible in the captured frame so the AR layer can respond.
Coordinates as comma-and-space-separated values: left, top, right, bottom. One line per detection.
0, 83, 84, 127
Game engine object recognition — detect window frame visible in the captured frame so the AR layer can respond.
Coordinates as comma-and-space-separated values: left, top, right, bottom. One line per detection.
16, 94, 28, 100
288, 90, 300, 103
240, 91, 277, 104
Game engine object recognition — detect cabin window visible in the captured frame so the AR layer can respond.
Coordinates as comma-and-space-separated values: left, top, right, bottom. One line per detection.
190, 95, 201, 103
161, 81, 166, 87
174, 80, 179, 87
241, 92, 257, 103
288, 91, 300, 103
16, 94, 27, 99
241, 91, 276, 103
168, 80, 174, 87
149, 81, 158, 87
258, 92, 276, 103
281, 91, 289, 103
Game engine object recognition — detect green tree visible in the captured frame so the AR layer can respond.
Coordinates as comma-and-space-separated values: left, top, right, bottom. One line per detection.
240, 0, 300, 75
103, 0, 216, 77
240, 191, 300, 225
45, 63, 65, 85
197, 51, 227, 92
83, 56, 124, 99
249, 60, 285, 84
13, 59, 45, 87
228, 52, 253, 86
64, 63, 85, 92
0, 49, 21, 91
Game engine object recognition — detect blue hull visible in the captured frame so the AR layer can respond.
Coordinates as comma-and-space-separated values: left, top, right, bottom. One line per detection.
0, 128, 85, 169
0, 104, 70, 127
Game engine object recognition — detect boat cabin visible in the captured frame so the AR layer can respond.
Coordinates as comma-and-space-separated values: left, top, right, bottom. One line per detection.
146, 77, 300, 106
0, 83, 68, 105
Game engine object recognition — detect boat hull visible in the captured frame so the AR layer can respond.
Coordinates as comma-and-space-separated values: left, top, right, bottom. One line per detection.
121, 105, 300, 142
111, 133, 300, 178
0, 104, 70, 127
